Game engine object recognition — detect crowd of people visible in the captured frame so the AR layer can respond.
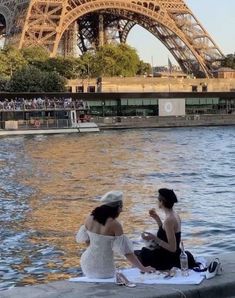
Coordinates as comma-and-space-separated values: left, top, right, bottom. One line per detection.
0, 97, 89, 111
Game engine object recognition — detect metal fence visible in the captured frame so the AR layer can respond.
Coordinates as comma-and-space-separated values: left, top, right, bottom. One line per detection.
1, 119, 72, 130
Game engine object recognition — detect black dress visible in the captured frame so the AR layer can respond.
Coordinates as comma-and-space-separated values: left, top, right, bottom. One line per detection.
135, 226, 181, 270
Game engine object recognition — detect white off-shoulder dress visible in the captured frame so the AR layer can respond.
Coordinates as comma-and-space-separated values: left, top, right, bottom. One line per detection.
76, 225, 134, 278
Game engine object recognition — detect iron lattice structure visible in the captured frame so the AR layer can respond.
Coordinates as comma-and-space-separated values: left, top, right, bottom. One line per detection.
0, 0, 224, 78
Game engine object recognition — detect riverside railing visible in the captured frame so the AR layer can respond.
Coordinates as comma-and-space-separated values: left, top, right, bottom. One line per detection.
0, 119, 73, 130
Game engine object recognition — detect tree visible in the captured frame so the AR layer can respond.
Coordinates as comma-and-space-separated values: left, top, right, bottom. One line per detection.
21, 46, 49, 63
0, 75, 9, 91
41, 71, 66, 92
221, 54, 235, 69
1, 46, 26, 77
0, 52, 8, 76
42, 56, 80, 79
0, 43, 151, 83
137, 60, 152, 75
7, 65, 66, 92
78, 52, 95, 78
7, 65, 45, 92
79, 43, 141, 77
115, 43, 139, 76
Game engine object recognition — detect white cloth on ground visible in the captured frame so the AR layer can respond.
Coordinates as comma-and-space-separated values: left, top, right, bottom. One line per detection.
76, 225, 133, 279
69, 267, 205, 285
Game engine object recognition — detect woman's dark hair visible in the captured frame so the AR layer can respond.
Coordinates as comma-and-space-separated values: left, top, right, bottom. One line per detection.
158, 188, 178, 209
91, 204, 121, 225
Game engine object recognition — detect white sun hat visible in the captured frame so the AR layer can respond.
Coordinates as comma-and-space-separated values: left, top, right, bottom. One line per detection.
100, 190, 123, 205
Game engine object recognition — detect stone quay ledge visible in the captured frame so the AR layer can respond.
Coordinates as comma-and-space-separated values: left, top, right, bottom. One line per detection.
1, 253, 235, 298
1, 115, 235, 138
97, 114, 235, 130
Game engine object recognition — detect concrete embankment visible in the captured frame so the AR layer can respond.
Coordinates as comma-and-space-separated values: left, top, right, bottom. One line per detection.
96, 114, 235, 130
0, 115, 235, 137
1, 253, 235, 298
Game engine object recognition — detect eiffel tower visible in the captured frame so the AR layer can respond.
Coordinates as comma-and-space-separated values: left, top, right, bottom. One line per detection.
0, 0, 224, 78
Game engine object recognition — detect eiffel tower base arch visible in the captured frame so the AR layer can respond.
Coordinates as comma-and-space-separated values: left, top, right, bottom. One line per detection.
0, 0, 224, 78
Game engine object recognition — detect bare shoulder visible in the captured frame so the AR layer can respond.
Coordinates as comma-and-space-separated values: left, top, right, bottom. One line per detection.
164, 216, 175, 226
176, 213, 181, 223
84, 215, 93, 228
165, 214, 177, 224
165, 213, 181, 232
109, 219, 123, 236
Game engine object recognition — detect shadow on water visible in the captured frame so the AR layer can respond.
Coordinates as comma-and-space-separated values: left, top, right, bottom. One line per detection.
0, 126, 235, 290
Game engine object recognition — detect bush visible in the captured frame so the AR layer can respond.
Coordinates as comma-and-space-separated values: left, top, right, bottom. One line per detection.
7, 65, 66, 92
0, 75, 9, 91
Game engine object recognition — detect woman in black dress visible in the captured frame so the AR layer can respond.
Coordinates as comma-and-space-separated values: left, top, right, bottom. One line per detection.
135, 188, 181, 270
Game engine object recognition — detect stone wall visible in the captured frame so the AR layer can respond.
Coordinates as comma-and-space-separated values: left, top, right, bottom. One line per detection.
100, 77, 235, 92
93, 114, 235, 129
67, 77, 235, 93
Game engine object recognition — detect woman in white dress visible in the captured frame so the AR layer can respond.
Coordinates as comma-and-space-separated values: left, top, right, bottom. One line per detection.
76, 190, 155, 278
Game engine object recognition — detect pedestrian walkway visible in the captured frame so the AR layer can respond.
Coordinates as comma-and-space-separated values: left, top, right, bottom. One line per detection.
1, 253, 235, 298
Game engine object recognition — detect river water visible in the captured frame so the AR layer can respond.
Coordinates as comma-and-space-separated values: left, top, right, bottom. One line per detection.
0, 126, 235, 290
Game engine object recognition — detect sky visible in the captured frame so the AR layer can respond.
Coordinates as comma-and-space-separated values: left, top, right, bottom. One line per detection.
127, 0, 235, 66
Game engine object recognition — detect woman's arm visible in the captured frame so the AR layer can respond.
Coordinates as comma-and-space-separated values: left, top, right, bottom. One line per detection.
112, 220, 155, 273
142, 218, 177, 252
124, 253, 154, 272
157, 219, 177, 252
75, 224, 90, 245
149, 209, 162, 227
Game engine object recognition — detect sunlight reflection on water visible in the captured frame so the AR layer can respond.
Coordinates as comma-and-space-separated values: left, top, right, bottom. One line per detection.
0, 126, 235, 290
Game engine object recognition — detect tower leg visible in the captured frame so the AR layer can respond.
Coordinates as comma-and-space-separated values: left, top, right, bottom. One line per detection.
98, 14, 104, 47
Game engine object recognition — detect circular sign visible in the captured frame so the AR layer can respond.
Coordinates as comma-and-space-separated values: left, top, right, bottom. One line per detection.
164, 102, 173, 113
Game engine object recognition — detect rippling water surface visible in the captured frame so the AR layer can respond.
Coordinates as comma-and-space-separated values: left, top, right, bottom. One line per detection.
0, 127, 235, 290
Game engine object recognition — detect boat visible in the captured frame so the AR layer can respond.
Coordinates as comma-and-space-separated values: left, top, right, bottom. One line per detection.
0, 97, 100, 136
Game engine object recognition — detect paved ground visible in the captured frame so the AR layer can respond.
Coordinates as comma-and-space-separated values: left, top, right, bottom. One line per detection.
1, 253, 235, 298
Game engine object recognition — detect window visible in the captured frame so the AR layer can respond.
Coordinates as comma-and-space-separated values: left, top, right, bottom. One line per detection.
104, 100, 117, 106
89, 101, 103, 107
87, 86, 96, 93
66, 86, 72, 92
127, 99, 143, 106
121, 99, 128, 105
76, 86, 84, 93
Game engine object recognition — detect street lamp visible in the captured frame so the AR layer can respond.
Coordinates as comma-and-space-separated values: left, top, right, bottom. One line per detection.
102, 101, 105, 117
87, 61, 90, 78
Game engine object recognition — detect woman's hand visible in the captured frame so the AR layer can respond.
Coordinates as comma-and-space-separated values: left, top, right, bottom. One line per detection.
149, 208, 162, 227
149, 208, 159, 220
141, 232, 156, 241
141, 266, 156, 273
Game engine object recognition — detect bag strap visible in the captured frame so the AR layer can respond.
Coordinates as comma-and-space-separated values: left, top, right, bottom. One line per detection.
192, 262, 207, 272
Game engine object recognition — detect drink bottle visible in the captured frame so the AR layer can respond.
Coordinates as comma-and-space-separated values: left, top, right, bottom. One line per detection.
180, 241, 189, 276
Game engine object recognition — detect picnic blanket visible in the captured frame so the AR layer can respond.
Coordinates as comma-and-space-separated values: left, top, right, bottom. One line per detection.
69, 267, 205, 285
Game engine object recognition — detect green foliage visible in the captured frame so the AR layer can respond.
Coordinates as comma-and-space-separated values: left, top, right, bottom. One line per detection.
0, 75, 9, 91
0, 46, 26, 77
21, 46, 49, 63
116, 43, 139, 76
42, 56, 81, 79
137, 60, 152, 75
0, 46, 67, 91
7, 65, 66, 92
221, 54, 235, 69
41, 71, 67, 92
7, 65, 45, 92
79, 43, 141, 77
0, 43, 151, 91
79, 51, 96, 78
0, 52, 8, 76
